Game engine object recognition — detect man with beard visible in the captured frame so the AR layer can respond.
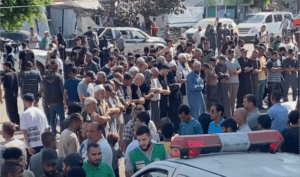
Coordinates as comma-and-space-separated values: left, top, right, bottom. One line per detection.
157, 64, 171, 118
187, 61, 206, 119
125, 126, 170, 176
42, 149, 63, 177
167, 61, 182, 131
83, 143, 115, 177
101, 56, 117, 76
236, 48, 253, 108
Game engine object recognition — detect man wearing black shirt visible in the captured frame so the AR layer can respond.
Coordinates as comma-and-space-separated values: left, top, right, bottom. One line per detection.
19, 42, 36, 71
92, 48, 101, 67
101, 56, 117, 76
83, 52, 100, 75
281, 110, 299, 154
2, 62, 20, 125
72, 38, 87, 66
198, 100, 215, 134
158, 64, 171, 118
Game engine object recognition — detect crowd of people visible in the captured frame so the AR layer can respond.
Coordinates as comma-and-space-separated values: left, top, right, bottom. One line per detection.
0, 17, 299, 177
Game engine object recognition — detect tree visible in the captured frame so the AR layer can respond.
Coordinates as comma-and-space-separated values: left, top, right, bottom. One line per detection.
1, 0, 52, 32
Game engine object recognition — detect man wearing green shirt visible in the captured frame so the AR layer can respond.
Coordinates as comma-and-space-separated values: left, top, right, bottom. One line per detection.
125, 126, 170, 176
83, 142, 115, 177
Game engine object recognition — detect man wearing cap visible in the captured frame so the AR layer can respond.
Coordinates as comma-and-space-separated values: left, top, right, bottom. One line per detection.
92, 48, 101, 67
257, 46, 268, 109
282, 49, 299, 102
42, 149, 63, 177
77, 71, 96, 102
237, 48, 254, 108
41, 31, 51, 49
84, 52, 100, 75
42, 60, 65, 134
20, 61, 43, 107
2, 61, 20, 125
28, 27, 41, 49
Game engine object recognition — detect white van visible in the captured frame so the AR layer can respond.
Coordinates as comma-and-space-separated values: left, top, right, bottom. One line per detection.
238, 12, 293, 42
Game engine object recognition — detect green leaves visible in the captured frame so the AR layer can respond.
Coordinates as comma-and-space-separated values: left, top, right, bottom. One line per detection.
1, 0, 52, 32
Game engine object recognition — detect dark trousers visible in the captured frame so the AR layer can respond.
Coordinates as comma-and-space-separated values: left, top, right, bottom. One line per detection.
114, 169, 119, 177
168, 98, 182, 132
160, 97, 169, 118
49, 103, 65, 134
5, 94, 20, 125
206, 85, 218, 100
151, 100, 160, 127
268, 82, 281, 108
218, 83, 231, 118
283, 75, 298, 102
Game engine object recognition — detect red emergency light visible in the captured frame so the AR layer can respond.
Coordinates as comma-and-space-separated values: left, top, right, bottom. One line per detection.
171, 130, 284, 158
293, 18, 300, 26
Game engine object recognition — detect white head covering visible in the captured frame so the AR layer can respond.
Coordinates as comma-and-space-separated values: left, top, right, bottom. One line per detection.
178, 53, 186, 59
94, 84, 105, 92
129, 66, 139, 73
168, 60, 177, 68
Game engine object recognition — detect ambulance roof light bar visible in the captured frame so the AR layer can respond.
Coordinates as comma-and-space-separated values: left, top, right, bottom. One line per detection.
171, 130, 284, 158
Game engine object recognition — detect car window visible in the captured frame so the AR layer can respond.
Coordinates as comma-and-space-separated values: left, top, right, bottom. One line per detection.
285, 14, 292, 20
97, 28, 105, 36
274, 14, 283, 22
137, 169, 168, 177
103, 28, 113, 40
265, 15, 273, 23
242, 15, 265, 23
119, 30, 133, 39
131, 30, 146, 40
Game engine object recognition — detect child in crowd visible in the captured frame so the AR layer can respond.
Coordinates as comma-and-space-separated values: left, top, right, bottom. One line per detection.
107, 133, 123, 177
160, 122, 175, 158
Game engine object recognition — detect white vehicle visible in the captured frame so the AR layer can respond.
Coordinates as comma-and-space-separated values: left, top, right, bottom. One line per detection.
30, 49, 48, 75
238, 12, 294, 42
184, 18, 239, 40
82, 27, 167, 55
132, 131, 300, 177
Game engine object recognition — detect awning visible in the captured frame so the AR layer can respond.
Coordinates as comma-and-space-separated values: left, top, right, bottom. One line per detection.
51, 0, 102, 11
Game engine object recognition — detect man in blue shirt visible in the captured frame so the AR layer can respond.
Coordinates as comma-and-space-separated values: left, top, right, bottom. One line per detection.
178, 104, 203, 135
267, 90, 288, 132
64, 67, 81, 106
208, 103, 225, 134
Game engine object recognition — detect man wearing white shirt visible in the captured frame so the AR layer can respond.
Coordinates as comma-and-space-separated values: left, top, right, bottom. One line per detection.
257, 25, 269, 45
279, 16, 291, 39
28, 27, 41, 49
233, 108, 252, 132
150, 67, 162, 126
192, 26, 202, 49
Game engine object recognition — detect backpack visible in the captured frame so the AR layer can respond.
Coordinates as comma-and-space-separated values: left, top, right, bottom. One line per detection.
253, 32, 261, 45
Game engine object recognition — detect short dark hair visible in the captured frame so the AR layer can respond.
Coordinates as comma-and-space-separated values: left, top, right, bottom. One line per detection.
159, 64, 170, 70
202, 63, 211, 69
186, 42, 193, 47
95, 122, 103, 132
108, 56, 116, 62
271, 90, 281, 103
69, 113, 82, 124
288, 110, 299, 124
41, 132, 56, 147
1, 161, 20, 177
161, 123, 174, 139
2, 122, 15, 137
272, 51, 278, 56
114, 48, 120, 53
144, 47, 150, 54
258, 114, 272, 129
107, 132, 120, 146
244, 94, 257, 107
124, 72, 134, 80
2, 147, 23, 160
136, 125, 151, 136
67, 167, 86, 177
70, 67, 78, 75
212, 103, 225, 116
87, 142, 100, 153
136, 111, 150, 126
210, 57, 217, 62
207, 98, 218, 111
71, 50, 78, 57
178, 104, 190, 115
229, 49, 235, 55
219, 55, 226, 61
63, 153, 83, 168
221, 118, 237, 132
67, 102, 82, 115
23, 93, 35, 102
238, 39, 244, 44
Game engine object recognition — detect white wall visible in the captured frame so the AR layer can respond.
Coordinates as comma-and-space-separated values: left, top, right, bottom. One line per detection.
50, 8, 77, 37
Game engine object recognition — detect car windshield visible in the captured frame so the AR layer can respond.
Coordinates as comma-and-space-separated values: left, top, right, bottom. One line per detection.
242, 15, 265, 23
193, 20, 215, 28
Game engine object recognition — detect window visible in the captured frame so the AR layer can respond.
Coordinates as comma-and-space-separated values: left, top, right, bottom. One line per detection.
285, 14, 292, 20
103, 28, 113, 40
119, 30, 133, 39
131, 30, 146, 40
137, 169, 168, 177
274, 14, 283, 22
265, 15, 273, 23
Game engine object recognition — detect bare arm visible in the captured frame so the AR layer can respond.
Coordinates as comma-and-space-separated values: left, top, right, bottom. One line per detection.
63, 89, 67, 106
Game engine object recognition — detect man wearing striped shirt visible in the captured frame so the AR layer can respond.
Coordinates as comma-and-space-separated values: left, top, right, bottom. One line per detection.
20, 61, 43, 107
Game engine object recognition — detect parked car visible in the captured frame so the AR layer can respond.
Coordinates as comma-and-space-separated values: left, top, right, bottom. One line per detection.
69, 27, 167, 55
184, 18, 239, 40
238, 12, 294, 42
0, 30, 30, 44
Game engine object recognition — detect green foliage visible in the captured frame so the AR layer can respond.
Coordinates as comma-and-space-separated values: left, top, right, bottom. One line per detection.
1, 0, 52, 31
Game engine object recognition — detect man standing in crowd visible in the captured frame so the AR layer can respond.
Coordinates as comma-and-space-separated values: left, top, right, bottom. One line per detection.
178, 104, 203, 135
249, 50, 261, 97
157, 64, 171, 118
101, 56, 117, 76
116, 32, 125, 53
42, 149, 63, 177
234, 40, 244, 59
64, 67, 81, 106
2, 61, 20, 126
226, 49, 241, 114
281, 110, 299, 154
62, 153, 84, 177
257, 46, 267, 109
58, 113, 83, 157
257, 25, 268, 45
267, 91, 288, 132
125, 126, 170, 176
42, 60, 65, 134
282, 49, 299, 102
237, 48, 253, 108
28, 27, 41, 49
21, 93, 49, 154
193, 26, 202, 49
187, 61, 205, 120
233, 108, 252, 132
266, 51, 282, 108
243, 94, 260, 131
83, 143, 115, 177
19, 42, 37, 71
78, 71, 96, 103
208, 103, 225, 134
279, 16, 290, 39
133, 17, 141, 29
20, 61, 43, 107
84, 52, 100, 74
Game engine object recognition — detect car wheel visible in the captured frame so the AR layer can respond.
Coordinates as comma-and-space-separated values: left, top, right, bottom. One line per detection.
37, 61, 45, 76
